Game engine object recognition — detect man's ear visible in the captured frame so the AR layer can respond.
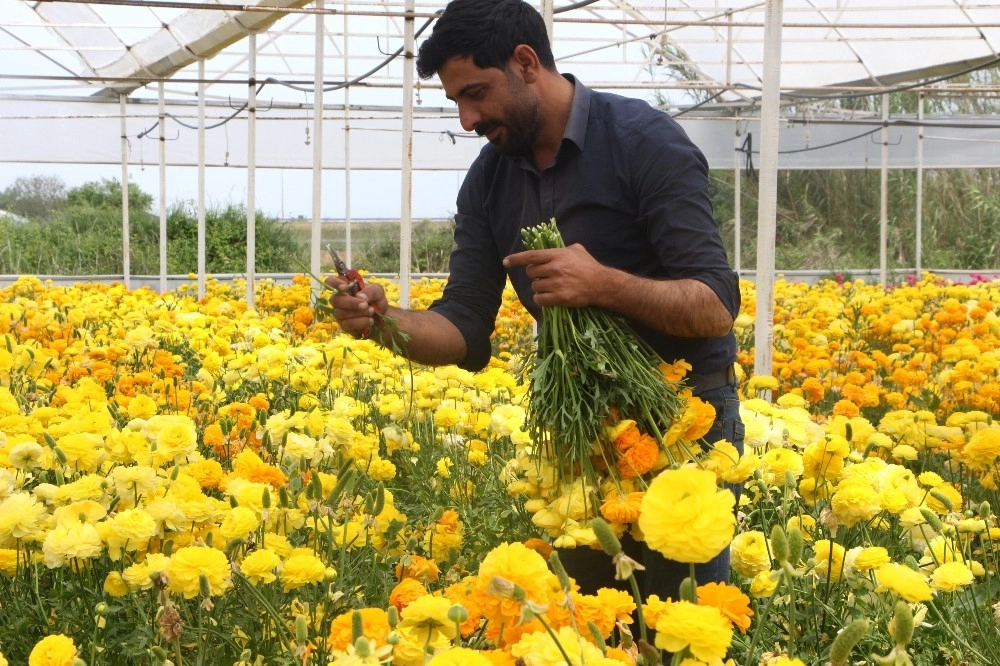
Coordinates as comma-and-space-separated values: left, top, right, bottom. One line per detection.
511, 44, 540, 83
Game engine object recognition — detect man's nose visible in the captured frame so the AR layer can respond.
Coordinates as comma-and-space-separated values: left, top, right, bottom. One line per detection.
458, 104, 480, 133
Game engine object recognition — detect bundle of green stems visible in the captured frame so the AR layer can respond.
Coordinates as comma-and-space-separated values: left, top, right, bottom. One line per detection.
520, 220, 686, 492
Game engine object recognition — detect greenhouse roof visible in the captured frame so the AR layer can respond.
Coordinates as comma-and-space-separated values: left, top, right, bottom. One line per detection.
3, 0, 1000, 111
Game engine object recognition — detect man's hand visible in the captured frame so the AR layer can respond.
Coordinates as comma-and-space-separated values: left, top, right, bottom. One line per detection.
325, 275, 388, 338
503, 243, 612, 308
504, 243, 734, 338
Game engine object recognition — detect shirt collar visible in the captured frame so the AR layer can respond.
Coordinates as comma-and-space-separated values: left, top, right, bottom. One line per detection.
562, 73, 590, 151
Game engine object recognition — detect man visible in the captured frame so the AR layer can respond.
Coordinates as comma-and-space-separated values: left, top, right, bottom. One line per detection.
327, 0, 743, 602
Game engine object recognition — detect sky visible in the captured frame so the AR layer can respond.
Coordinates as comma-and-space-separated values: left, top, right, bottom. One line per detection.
0, 162, 468, 221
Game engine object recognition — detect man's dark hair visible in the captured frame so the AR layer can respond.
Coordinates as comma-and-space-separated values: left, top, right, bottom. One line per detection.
415, 0, 556, 80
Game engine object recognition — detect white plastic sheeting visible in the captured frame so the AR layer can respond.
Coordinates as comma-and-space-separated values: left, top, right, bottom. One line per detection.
5, 1, 1000, 107
4, 96, 1000, 170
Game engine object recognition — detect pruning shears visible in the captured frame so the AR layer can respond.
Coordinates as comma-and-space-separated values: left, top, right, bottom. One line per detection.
326, 245, 366, 296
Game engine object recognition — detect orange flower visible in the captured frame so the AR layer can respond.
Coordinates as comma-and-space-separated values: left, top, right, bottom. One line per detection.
832, 399, 860, 418
659, 359, 692, 383
600, 491, 644, 524
696, 581, 753, 634
681, 397, 717, 442
202, 423, 225, 448
522, 538, 554, 559
396, 554, 441, 583
389, 577, 427, 612
327, 607, 391, 650
248, 394, 270, 411
616, 434, 660, 479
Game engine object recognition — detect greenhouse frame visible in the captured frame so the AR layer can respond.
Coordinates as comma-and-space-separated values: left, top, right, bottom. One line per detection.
2, 0, 1000, 373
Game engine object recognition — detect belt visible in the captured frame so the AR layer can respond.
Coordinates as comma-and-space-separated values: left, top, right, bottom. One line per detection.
687, 365, 737, 395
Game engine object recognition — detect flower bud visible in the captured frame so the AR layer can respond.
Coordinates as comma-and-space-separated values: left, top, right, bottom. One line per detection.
448, 604, 469, 625
353, 637, 373, 658
829, 618, 869, 666
261, 488, 271, 510
929, 490, 954, 512
387, 606, 399, 629
770, 524, 789, 563
679, 576, 697, 603
591, 518, 622, 557
786, 525, 804, 565
587, 621, 608, 651
549, 552, 573, 591
199, 573, 212, 599
888, 600, 914, 647
919, 507, 944, 532
295, 614, 309, 644
981, 501, 992, 520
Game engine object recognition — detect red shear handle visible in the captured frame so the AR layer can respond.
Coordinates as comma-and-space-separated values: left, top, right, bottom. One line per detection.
344, 268, 366, 295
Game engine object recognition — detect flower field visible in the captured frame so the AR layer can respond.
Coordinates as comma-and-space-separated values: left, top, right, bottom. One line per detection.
0, 273, 999, 665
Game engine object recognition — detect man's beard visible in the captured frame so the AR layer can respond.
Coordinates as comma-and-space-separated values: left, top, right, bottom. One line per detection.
476, 85, 541, 159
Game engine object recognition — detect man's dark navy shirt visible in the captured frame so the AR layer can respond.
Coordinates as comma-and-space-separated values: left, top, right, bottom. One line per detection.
429, 75, 741, 373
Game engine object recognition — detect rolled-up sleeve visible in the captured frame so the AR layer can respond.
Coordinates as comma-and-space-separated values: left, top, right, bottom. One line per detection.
427, 156, 507, 371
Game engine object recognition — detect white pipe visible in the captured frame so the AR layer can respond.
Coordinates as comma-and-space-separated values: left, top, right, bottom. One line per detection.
880, 93, 889, 285
399, 0, 414, 308
197, 58, 206, 299
344, 3, 352, 266
734, 117, 742, 273
247, 32, 257, 306
752, 0, 783, 382
311, 0, 324, 281
158, 81, 167, 294
541, 0, 554, 43
916, 93, 924, 277
728, 13, 740, 272
120, 93, 131, 289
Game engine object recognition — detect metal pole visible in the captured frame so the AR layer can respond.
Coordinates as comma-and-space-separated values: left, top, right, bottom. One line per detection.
120, 93, 131, 289
916, 93, 924, 278
734, 116, 742, 273
880, 93, 889, 285
728, 12, 740, 272
197, 58, 206, 299
246, 32, 257, 306
541, 0, 554, 42
158, 81, 167, 293
311, 0, 324, 280
752, 0, 783, 382
399, 0, 414, 308
344, 3, 352, 266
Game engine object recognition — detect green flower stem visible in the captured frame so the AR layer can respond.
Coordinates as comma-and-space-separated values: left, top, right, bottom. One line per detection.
746, 579, 780, 664
534, 612, 575, 666
927, 598, 989, 663
628, 573, 649, 645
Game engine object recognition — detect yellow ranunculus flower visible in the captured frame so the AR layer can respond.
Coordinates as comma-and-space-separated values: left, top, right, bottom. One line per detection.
654, 600, 733, 662
929, 561, 975, 592
731, 530, 772, 578
28, 634, 78, 666
639, 467, 735, 564
397, 594, 457, 644
280, 551, 328, 592
239, 548, 281, 585
875, 562, 934, 602
103, 571, 130, 597
166, 545, 232, 598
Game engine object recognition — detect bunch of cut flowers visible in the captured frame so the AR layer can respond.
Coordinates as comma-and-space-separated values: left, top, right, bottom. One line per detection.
512, 219, 718, 548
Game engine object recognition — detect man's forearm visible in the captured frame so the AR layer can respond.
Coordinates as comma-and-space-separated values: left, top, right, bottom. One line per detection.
598, 270, 735, 338
372, 308, 469, 366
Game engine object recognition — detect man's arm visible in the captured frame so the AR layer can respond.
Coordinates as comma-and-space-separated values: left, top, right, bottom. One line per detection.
325, 276, 468, 366
503, 243, 734, 338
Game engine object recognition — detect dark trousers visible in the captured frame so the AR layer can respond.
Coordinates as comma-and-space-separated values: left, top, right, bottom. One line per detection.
559, 382, 745, 622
